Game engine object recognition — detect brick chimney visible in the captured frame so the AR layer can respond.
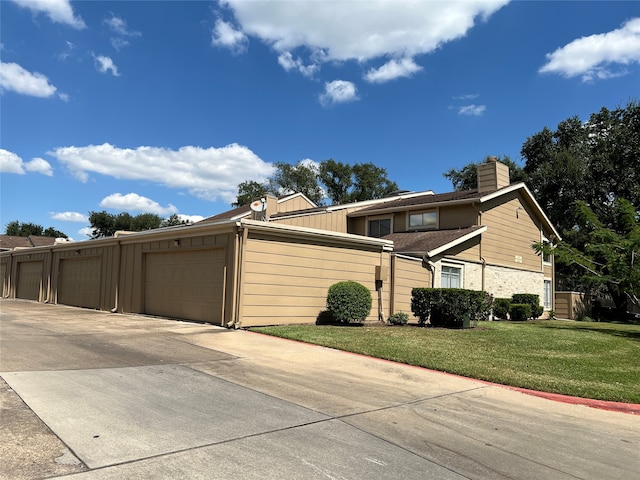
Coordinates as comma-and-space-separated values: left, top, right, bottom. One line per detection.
477, 156, 510, 192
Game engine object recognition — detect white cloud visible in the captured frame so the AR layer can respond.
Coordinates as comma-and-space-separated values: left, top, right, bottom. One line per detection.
277, 52, 319, 77
78, 227, 93, 238
51, 211, 88, 222
93, 55, 120, 76
178, 214, 205, 224
25, 157, 53, 176
0, 62, 57, 97
319, 80, 359, 106
454, 93, 479, 100
104, 13, 141, 51
0, 148, 25, 174
211, 19, 248, 54
540, 17, 640, 81
100, 193, 178, 216
219, 0, 508, 76
49, 143, 276, 203
364, 57, 422, 83
458, 104, 486, 116
10, 0, 86, 29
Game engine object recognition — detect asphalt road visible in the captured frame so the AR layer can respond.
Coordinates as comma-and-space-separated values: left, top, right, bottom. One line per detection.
1, 299, 638, 479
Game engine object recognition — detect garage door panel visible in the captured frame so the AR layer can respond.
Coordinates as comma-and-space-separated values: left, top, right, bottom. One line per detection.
58, 257, 102, 309
144, 249, 225, 324
16, 261, 43, 301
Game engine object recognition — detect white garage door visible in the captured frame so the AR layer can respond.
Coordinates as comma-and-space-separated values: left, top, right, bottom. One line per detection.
58, 256, 102, 309
144, 249, 226, 324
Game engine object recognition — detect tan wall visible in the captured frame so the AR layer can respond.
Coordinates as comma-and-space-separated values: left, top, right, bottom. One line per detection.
485, 264, 544, 302
481, 193, 542, 271
239, 231, 390, 326
274, 210, 350, 233
348, 216, 367, 236
438, 204, 478, 229
391, 255, 431, 318
555, 291, 591, 320
0, 256, 9, 297
277, 195, 316, 213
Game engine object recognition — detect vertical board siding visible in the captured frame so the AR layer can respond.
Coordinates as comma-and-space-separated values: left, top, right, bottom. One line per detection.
438, 205, 477, 229
16, 260, 44, 301
391, 256, 430, 316
58, 256, 102, 309
241, 234, 388, 326
274, 210, 349, 233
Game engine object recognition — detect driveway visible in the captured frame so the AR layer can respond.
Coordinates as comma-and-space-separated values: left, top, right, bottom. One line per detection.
1, 299, 638, 479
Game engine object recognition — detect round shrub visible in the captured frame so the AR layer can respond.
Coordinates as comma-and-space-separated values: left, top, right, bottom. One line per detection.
326, 281, 372, 324
509, 304, 531, 321
493, 298, 511, 320
388, 312, 409, 325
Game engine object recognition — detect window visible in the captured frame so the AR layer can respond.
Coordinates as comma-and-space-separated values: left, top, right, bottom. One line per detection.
542, 239, 552, 264
544, 280, 552, 309
409, 211, 437, 229
368, 218, 391, 238
441, 265, 461, 288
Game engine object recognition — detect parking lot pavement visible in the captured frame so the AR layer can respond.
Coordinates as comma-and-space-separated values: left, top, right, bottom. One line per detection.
1, 299, 639, 479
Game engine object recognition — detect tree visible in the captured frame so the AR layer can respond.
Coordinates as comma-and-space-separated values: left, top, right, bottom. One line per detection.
268, 161, 324, 205
443, 155, 527, 191
534, 199, 640, 313
161, 214, 188, 227
318, 159, 353, 204
4, 220, 67, 238
130, 213, 162, 231
232, 180, 268, 207
349, 163, 399, 202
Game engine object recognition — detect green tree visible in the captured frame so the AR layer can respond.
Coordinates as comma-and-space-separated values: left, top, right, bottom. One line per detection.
130, 213, 162, 231
161, 214, 187, 227
232, 180, 268, 207
5, 221, 68, 238
349, 163, 399, 202
318, 159, 353, 204
534, 199, 640, 313
443, 155, 527, 191
268, 161, 324, 205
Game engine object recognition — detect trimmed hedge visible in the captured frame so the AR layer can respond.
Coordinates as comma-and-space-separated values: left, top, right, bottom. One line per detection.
411, 288, 492, 329
326, 281, 372, 324
509, 303, 531, 321
493, 298, 511, 320
511, 293, 543, 319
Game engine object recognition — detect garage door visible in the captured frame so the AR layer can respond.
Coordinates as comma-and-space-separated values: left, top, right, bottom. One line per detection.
144, 249, 226, 324
58, 256, 102, 309
16, 260, 43, 301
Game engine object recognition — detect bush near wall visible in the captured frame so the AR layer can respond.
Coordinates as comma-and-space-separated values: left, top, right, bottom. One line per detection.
493, 298, 511, 320
509, 304, 532, 321
411, 288, 493, 329
511, 293, 543, 319
326, 281, 372, 324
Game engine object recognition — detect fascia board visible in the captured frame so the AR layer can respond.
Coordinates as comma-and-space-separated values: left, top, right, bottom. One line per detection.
426, 226, 487, 258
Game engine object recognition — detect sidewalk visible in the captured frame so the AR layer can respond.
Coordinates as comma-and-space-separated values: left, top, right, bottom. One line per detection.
2, 299, 639, 479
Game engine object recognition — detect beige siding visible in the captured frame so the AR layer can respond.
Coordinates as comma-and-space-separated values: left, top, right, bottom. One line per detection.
391, 255, 430, 317
274, 210, 349, 233
481, 193, 542, 271
348, 216, 367, 236
438, 205, 478, 229
277, 195, 316, 213
240, 232, 389, 326
0, 258, 8, 297
555, 292, 591, 320
392, 211, 408, 232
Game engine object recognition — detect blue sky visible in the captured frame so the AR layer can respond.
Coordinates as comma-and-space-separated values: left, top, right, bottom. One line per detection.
1, 0, 639, 240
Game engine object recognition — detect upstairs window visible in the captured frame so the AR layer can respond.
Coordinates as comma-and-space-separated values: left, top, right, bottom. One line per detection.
368, 218, 391, 238
409, 211, 437, 229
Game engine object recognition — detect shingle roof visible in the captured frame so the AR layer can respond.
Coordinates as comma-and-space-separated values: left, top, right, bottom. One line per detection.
382, 226, 485, 256
0, 235, 58, 250
197, 204, 251, 223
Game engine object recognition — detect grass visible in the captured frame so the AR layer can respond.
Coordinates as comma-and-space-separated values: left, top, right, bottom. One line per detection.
251, 320, 640, 404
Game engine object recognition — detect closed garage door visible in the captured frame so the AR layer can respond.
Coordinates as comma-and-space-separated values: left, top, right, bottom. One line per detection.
58, 256, 102, 309
144, 249, 225, 324
16, 260, 43, 301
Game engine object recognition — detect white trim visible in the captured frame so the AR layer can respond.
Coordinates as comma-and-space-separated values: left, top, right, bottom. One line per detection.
426, 226, 487, 258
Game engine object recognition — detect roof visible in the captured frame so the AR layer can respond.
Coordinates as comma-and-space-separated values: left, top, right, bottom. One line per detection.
0, 235, 59, 250
198, 204, 251, 223
383, 225, 487, 257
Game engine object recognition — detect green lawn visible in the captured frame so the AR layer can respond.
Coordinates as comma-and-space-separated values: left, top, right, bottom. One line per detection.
251, 320, 640, 404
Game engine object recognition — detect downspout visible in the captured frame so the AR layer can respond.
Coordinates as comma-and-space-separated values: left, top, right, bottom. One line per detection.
111, 240, 121, 313
229, 224, 249, 329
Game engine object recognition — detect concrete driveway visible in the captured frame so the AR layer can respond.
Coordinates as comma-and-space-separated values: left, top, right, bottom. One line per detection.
1, 299, 638, 479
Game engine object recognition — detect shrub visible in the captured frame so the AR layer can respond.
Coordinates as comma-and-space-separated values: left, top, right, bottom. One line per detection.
547, 309, 556, 321
509, 304, 531, 321
511, 293, 542, 319
411, 288, 491, 328
388, 312, 409, 325
316, 310, 337, 325
326, 281, 372, 324
493, 298, 511, 320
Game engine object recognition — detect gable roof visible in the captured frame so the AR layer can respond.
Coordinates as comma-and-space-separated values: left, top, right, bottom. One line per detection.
0, 235, 60, 251
383, 226, 486, 258
349, 182, 561, 240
